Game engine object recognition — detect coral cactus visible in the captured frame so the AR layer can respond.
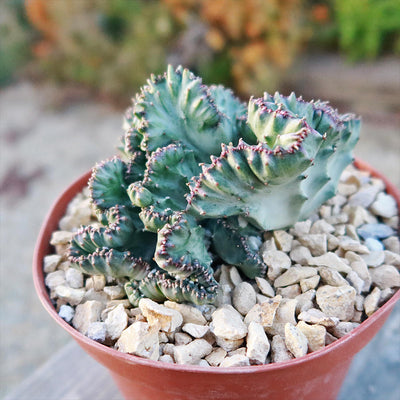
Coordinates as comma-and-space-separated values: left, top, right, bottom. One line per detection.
68, 65, 360, 306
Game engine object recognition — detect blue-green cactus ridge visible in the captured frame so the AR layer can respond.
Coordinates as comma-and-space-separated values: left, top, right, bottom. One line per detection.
127, 144, 201, 232
211, 217, 266, 279
154, 213, 216, 286
67, 65, 360, 306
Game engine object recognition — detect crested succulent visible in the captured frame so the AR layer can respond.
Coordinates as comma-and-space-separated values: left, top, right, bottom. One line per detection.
68, 65, 360, 306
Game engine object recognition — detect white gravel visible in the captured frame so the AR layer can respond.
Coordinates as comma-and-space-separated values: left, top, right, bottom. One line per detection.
44, 164, 399, 367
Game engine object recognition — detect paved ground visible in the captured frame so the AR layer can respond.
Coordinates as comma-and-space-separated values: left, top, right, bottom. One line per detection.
0, 82, 120, 398
0, 56, 399, 398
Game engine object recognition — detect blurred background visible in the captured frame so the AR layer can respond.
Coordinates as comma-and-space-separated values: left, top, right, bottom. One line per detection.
0, 0, 399, 398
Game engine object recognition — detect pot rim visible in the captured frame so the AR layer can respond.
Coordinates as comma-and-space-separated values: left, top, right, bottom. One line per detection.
33, 158, 400, 375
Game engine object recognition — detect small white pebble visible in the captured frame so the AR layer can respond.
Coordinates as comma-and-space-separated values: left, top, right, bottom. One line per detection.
58, 304, 75, 322
364, 287, 381, 316
182, 323, 210, 339
159, 354, 174, 363
65, 268, 84, 289
229, 266, 243, 286
284, 323, 308, 358
43, 255, 62, 273
87, 322, 106, 342
232, 282, 257, 315
219, 354, 250, 367
255, 277, 275, 297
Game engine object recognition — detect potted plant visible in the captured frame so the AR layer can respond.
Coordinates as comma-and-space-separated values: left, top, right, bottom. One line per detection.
34, 65, 400, 400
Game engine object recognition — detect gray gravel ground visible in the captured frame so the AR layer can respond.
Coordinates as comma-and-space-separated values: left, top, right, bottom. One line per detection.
0, 64, 399, 398
338, 301, 400, 400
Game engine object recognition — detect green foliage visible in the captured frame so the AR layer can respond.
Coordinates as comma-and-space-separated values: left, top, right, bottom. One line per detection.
0, 0, 34, 85
27, 0, 311, 98
334, 0, 400, 61
68, 66, 360, 306
34, 0, 178, 99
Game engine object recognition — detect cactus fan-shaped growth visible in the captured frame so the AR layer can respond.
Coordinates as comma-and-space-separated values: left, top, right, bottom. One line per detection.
68, 65, 360, 306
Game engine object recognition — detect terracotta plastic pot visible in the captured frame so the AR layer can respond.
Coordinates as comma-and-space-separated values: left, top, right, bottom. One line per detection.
33, 159, 400, 400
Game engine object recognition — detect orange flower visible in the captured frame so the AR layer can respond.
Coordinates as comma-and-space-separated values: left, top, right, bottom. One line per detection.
33, 40, 53, 58
206, 29, 226, 51
311, 4, 330, 23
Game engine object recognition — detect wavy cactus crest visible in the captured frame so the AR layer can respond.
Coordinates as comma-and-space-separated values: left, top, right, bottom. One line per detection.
68, 66, 360, 306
